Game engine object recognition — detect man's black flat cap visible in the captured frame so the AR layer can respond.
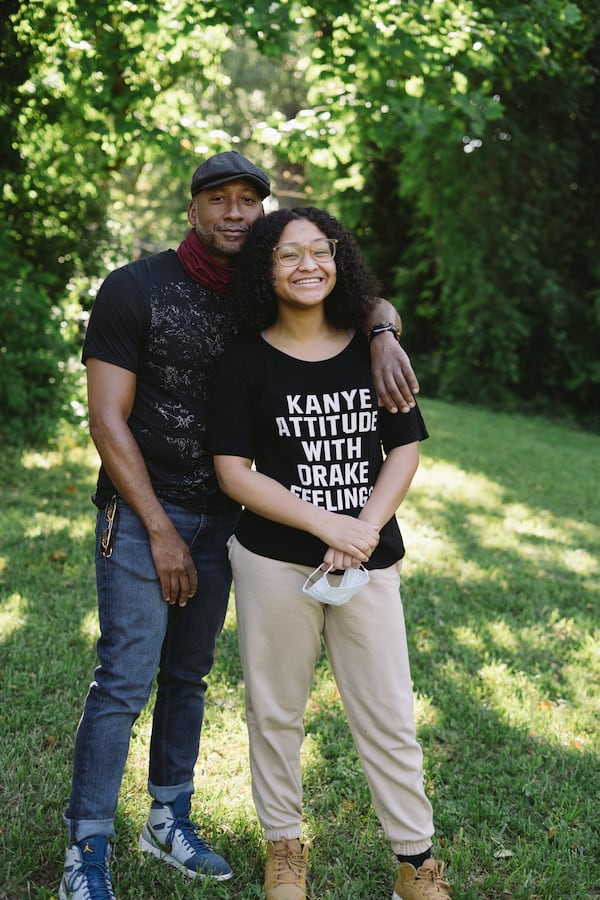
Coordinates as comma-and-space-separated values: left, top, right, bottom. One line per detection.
191, 151, 270, 199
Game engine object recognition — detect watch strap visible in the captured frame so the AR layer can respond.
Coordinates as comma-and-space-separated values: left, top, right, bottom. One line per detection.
368, 321, 400, 342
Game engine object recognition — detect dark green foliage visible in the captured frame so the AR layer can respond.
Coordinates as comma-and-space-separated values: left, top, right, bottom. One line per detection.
1, 0, 599, 445
0, 225, 81, 445
289, 0, 600, 423
393, 33, 600, 417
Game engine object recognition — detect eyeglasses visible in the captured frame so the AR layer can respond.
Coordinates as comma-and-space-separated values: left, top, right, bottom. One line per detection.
273, 238, 338, 267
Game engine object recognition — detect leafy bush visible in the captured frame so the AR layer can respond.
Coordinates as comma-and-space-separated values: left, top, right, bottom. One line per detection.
0, 234, 83, 446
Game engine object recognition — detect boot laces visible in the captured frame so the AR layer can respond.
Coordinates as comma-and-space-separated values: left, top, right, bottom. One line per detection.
416, 859, 452, 898
274, 842, 304, 884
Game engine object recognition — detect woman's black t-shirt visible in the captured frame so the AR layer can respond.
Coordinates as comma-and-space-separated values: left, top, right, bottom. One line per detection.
210, 332, 428, 569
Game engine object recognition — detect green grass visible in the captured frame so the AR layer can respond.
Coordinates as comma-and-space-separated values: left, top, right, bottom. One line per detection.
1, 400, 599, 900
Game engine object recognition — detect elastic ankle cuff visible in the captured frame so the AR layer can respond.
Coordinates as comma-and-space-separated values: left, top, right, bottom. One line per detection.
393, 840, 433, 857
264, 827, 302, 842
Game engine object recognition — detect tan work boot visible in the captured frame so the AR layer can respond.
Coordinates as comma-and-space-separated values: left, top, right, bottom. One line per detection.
392, 857, 452, 899
264, 838, 308, 900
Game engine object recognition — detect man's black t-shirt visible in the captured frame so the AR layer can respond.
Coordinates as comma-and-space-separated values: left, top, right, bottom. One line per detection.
210, 332, 429, 568
83, 249, 239, 512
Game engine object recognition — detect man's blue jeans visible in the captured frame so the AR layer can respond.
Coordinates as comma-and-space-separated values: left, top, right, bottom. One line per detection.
64, 498, 239, 841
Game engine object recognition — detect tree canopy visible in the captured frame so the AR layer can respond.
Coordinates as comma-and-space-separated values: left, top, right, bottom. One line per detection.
2, 0, 599, 442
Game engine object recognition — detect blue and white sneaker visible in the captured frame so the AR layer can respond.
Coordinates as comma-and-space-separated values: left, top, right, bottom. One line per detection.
139, 791, 232, 880
59, 835, 116, 900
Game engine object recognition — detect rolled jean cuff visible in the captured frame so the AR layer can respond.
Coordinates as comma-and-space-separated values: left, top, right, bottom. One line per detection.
148, 778, 194, 805
63, 811, 115, 842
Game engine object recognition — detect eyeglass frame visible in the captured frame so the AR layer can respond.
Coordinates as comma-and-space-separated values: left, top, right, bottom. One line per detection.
273, 238, 338, 267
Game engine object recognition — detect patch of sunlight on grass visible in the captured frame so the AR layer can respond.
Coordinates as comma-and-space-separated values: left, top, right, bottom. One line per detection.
402, 462, 506, 574
477, 662, 595, 751
302, 732, 319, 765
503, 503, 598, 543
414, 693, 438, 727
399, 519, 449, 567
414, 460, 504, 507
472, 517, 584, 578
0, 593, 28, 638
501, 503, 599, 570
24, 512, 93, 541
502, 502, 566, 540
200, 719, 254, 813
452, 625, 486, 654
406, 462, 600, 594
562, 546, 598, 576
453, 620, 518, 655
486, 619, 519, 650
563, 641, 600, 713
402, 523, 491, 582
203, 732, 248, 776
487, 619, 519, 652
80, 609, 100, 645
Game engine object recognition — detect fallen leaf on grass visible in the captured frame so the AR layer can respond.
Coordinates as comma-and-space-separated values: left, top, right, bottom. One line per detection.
49, 550, 67, 562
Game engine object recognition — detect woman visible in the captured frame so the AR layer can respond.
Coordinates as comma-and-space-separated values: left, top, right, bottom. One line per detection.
210, 208, 451, 900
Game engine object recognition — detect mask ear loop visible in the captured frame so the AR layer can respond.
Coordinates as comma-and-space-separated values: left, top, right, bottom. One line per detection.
302, 564, 333, 594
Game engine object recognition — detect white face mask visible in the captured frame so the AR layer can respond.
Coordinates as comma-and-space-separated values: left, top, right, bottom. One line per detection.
302, 564, 370, 606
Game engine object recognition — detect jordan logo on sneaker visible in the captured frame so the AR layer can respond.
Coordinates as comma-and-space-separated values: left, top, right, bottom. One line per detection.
83, 842, 93, 853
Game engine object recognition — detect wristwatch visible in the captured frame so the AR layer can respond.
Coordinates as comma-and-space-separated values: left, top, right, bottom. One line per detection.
368, 321, 400, 343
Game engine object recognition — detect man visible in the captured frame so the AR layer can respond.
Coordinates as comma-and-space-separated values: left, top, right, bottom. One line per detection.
59, 151, 419, 900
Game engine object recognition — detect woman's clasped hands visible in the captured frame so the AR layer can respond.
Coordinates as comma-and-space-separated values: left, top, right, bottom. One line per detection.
316, 511, 380, 571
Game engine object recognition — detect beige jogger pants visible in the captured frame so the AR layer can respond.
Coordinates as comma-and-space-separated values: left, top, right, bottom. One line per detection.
229, 537, 435, 856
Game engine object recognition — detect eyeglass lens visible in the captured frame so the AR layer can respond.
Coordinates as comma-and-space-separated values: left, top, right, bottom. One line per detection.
275, 239, 337, 266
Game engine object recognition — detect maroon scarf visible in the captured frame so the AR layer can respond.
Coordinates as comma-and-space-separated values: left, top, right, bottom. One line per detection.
176, 229, 235, 294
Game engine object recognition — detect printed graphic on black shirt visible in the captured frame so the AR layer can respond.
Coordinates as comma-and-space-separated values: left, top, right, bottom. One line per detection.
276, 388, 378, 512
211, 334, 428, 567
84, 250, 238, 512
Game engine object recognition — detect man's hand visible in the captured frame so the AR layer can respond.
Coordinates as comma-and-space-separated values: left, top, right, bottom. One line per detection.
87, 358, 199, 608
370, 331, 419, 414
149, 526, 199, 607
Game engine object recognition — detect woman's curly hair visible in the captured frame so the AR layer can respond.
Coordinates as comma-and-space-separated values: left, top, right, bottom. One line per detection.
227, 207, 380, 332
